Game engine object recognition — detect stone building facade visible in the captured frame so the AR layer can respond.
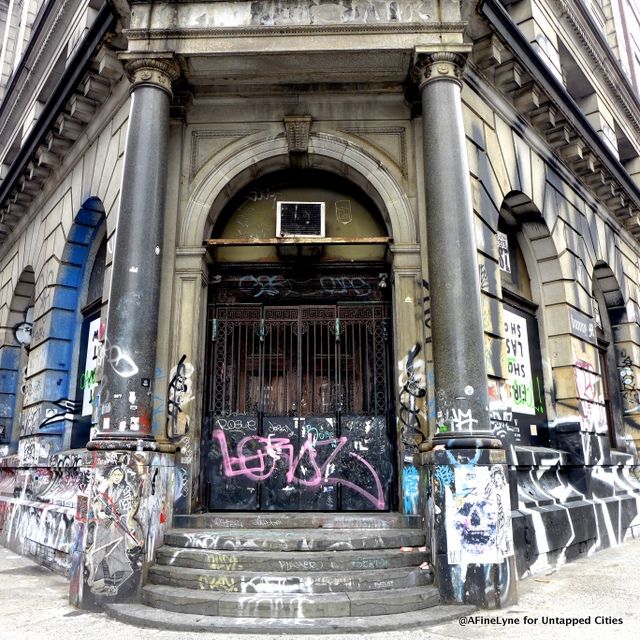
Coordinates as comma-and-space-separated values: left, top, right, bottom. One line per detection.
0, 0, 639, 628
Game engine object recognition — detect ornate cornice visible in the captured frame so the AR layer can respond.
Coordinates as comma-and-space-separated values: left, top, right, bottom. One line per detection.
0, 0, 72, 151
124, 58, 181, 96
475, 0, 640, 242
123, 22, 468, 40
550, 0, 640, 136
411, 52, 468, 89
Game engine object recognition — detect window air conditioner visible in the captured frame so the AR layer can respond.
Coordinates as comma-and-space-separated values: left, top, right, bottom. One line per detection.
276, 201, 325, 237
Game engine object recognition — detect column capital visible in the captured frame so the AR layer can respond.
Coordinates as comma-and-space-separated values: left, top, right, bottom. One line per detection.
411, 51, 468, 90
124, 58, 181, 96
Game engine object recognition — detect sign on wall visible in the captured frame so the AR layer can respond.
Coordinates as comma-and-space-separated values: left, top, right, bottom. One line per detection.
503, 309, 535, 416
569, 308, 597, 345
81, 317, 101, 416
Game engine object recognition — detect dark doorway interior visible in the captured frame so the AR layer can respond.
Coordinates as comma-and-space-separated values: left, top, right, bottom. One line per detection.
202, 264, 396, 511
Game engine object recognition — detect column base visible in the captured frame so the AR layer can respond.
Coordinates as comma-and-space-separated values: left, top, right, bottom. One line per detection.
428, 431, 518, 608
70, 449, 175, 610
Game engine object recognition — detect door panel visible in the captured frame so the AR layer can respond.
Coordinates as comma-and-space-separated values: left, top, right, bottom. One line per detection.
340, 416, 394, 511
207, 415, 260, 510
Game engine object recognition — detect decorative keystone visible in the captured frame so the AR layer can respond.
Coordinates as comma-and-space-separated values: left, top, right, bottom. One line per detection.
284, 115, 312, 154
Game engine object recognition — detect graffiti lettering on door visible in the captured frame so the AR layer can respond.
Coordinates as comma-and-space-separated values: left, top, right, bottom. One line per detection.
212, 428, 385, 509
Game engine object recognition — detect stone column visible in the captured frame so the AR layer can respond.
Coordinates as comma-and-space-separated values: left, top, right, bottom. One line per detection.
414, 51, 517, 608
88, 58, 179, 451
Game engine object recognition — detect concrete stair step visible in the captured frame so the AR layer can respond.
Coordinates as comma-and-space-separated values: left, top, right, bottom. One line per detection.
105, 601, 476, 634
175, 512, 422, 530
164, 528, 426, 552
155, 546, 429, 572
148, 564, 433, 593
141, 583, 440, 618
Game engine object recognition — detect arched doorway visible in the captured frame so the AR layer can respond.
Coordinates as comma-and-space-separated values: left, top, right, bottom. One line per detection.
201, 169, 396, 511
0, 266, 35, 452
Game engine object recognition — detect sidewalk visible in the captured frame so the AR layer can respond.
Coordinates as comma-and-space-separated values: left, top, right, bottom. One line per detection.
1, 539, 639, 640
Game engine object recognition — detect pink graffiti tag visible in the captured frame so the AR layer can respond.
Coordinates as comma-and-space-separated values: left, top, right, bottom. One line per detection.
212, 430, 385, 509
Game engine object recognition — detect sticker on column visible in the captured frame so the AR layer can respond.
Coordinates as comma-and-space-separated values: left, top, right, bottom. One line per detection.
445, 464, 513, 564
130, 417, 140, 431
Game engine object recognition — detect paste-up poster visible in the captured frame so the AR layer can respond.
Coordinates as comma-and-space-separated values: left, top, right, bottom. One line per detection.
504, 309, 535, 415
81, 317, 102, 416
446, 465, 513, 564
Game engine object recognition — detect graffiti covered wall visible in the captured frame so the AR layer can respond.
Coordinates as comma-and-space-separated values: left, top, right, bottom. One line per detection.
75, 451, 174, 609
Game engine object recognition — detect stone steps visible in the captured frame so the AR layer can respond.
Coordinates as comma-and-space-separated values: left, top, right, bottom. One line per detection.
175, 512, 421, 530
148, 563, 432, 593
164, 528, 425, 551
155, 546, 429, 572
141, 583, 440, 618
107, 512, 462, 633
105, 601, 476, 634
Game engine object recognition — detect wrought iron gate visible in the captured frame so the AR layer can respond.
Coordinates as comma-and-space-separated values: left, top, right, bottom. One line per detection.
203, 302, 395, 511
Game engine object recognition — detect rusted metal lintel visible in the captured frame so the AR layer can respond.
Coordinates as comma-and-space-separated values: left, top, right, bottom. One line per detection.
204, 236, 392, 248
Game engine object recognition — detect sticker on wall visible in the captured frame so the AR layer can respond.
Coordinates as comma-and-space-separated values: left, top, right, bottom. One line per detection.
445, 464, 513, 564
504, 309, 535, 415
497, 232, 511, 274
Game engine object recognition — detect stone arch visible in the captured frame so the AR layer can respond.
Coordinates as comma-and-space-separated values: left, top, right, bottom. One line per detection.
181, 131, 417, 248
490, 191, 560, 445
593, 261, 627, 325
592, 261, 636, 450
20, 197, 105, 452
498, 191, 569, 309
0, 267, 35, 451
173, 130, 422, 514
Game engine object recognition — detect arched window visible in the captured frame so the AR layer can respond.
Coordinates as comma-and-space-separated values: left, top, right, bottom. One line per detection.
71, 237, 106, 448
492, 213, 548, 448
0, 267, 35, 451
592, 263, 628, 450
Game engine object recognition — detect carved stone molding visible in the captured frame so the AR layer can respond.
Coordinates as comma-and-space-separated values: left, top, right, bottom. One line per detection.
284, 115, 312, 154
124, 58, 181, 96
190, 129, 261, 181
411, 52, 468, 89
550, 0, 640, 136
337, 126, 408, 176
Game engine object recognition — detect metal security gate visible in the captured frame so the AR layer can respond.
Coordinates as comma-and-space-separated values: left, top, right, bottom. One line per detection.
203, 300, 395, 511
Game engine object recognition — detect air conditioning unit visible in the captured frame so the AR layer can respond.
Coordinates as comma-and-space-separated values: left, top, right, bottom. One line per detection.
276, 201, 325, 237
